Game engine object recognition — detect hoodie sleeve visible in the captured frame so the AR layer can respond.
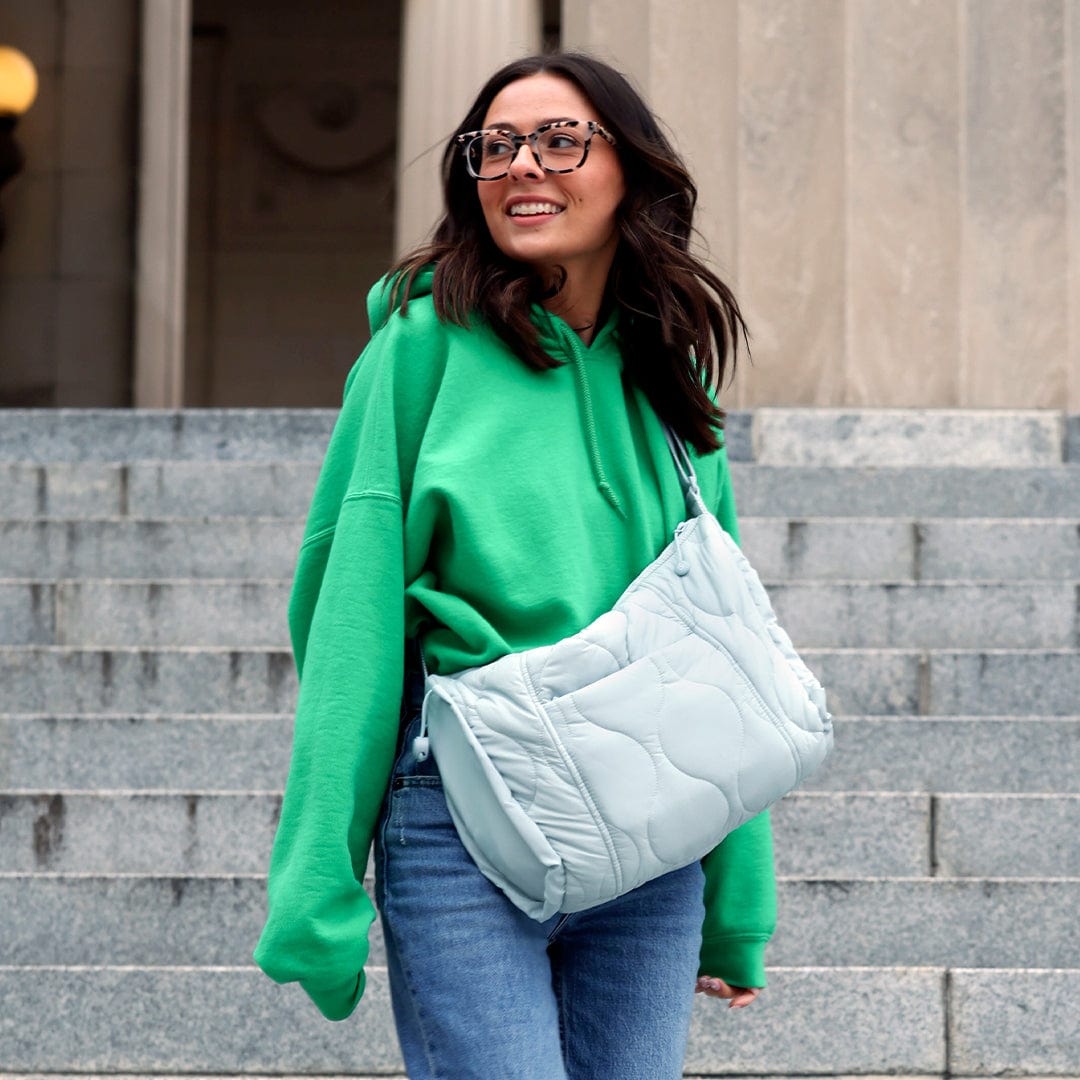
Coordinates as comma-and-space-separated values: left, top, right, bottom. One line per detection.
253, 287, 443, 1021
697, 447, 779, 989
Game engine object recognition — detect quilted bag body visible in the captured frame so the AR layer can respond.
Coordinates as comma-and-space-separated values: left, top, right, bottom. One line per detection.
419, 429, 833, 921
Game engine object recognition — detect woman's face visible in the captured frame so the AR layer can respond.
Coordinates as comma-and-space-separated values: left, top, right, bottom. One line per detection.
475, 73, 625, 290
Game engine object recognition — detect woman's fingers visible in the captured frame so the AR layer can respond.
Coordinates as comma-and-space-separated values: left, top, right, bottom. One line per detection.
694, 976, 762, 1008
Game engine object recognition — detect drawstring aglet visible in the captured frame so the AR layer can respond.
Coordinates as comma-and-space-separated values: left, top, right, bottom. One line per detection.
673, 520, 691, 576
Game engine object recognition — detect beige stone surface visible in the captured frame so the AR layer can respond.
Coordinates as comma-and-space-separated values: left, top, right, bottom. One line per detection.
737, 0, 846, 407
1070, 0, 1080, 412
0, 277, 54, 399
59, 65, 135, 173
54, 279, 132, 406
0, 0, 60, 71
648, 0, 739, 312
0, 172, 57, 277
58, 170, 132, 280
847, 0, 960, 406
962, 0, 1068, 408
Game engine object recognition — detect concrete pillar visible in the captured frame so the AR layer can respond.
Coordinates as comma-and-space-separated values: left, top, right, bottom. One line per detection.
394, 0, 543, 257
134, 0, 191, 408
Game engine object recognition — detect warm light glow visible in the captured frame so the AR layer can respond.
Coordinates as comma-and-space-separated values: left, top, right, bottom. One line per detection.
0, 46, 38, 116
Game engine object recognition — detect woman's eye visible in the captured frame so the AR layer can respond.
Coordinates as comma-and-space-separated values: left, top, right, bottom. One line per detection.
484, 137, 514, 157
546, 133, 582, 150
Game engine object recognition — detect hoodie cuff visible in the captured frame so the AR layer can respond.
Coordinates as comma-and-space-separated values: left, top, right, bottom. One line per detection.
301, 970, 365, 1021
698, 935, 769, 989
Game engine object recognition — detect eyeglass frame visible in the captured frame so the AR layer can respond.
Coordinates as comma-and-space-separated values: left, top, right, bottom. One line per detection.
455, 119, 617, 181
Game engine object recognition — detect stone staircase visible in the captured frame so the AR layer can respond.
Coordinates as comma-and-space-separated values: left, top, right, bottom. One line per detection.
1, 407, 1078, 1078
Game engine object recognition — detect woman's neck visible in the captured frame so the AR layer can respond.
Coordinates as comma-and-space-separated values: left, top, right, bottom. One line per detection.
538, 261, 614, 347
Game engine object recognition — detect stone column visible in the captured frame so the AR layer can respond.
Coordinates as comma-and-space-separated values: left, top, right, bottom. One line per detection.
394, 0, 543, 257
561, 0, 742, 397
133, 0, 191, 407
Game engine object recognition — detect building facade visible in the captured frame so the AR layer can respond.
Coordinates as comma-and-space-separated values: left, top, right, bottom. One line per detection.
0, 0, 1078, 411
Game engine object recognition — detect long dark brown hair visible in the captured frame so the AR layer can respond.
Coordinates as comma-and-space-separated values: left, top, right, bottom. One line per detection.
388, 52, 748, 453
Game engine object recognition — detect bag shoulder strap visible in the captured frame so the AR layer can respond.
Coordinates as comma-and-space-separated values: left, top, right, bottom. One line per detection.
661, 422, 709, 519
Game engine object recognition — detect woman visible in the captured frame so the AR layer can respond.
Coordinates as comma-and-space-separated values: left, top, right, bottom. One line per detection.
254, 52, 776, 1079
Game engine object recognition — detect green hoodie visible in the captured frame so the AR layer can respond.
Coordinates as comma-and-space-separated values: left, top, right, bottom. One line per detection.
253, 268, 777, 1021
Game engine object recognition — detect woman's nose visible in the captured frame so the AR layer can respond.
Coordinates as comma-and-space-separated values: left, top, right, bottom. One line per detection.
507, 141, 542, 179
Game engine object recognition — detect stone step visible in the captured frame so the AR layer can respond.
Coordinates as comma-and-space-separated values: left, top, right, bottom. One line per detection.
2, 791, 1077, 879
3, 875, 1077, 971
0, 965, 950, 1075
3, 408, 1073, 467
4, 713, 1077, 794
2, 646, 1077, 715
0, 518, 304, 579
3, 517, 1079, 582
2, 579, 1076, 649
3, 461, 1080, 521
0, 408, 340, 463
6, 964, 1075, 1076
730, 464, 1080, 518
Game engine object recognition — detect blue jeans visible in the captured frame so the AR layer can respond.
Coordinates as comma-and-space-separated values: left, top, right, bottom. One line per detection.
374, 669, 706, 1080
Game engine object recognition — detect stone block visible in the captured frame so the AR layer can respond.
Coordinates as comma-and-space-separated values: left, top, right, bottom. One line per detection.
0, 409, 337, 463
0, 466, 48, 518
935, 795, 1080, 877
0, 647, 297, 713
918, 520, 1080, 580
1066, 414, 1080, 462
949, 968, 1080, 1075
0, 965, 946, 1074
54, 580, 292, 647
772, 793, 929, 876
769, 583, 1074, 649
721, 410, 752, 461
0, 966, 403, 1073
0, 581, 56, 644
0, 519, 303, 580
0, 713, 293, 791
771, 878, 1080, 968
754, 410, 1064, 467
0, 873, 388, 970
803, 648, 922, 715
0, 793, 282, 873
803, 716, 1080, 794
730, 464, 1080, 519
684, 966, 945, 1075
127, 462, 320, 517
740, 518, 916, 581
39, 463, 126, 516
928, 650, 1080, 715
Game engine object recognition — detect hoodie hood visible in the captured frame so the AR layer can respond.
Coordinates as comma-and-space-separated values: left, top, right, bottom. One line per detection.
367, 266, 435, 336
366, 266, 624, 515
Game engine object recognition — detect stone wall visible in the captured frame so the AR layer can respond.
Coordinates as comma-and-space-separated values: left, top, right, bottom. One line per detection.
565, 0, 1080, 411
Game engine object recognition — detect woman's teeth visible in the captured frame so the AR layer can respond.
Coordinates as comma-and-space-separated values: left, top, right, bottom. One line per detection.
508, 203, 564, 216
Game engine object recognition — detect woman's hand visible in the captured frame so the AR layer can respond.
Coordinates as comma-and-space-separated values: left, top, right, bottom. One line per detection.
694, 976, 761, 1008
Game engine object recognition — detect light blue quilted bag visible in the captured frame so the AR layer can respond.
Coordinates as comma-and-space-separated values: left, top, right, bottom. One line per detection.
415, 426, 833, 921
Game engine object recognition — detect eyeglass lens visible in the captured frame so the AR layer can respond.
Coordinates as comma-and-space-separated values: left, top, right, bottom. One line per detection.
467, 125, 589, 178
